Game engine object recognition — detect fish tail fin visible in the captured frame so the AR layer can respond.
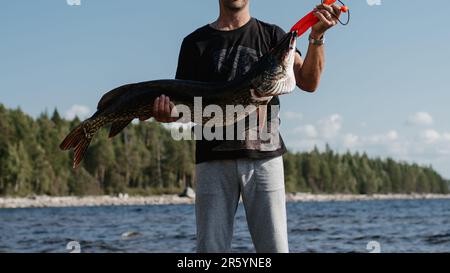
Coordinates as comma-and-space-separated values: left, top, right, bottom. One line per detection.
72, 137, 92, 169
60, 123, 92, 168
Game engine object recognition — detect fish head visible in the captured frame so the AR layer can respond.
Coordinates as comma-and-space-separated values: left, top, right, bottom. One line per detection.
251, 31, 297, 98
271, 31, 297, 71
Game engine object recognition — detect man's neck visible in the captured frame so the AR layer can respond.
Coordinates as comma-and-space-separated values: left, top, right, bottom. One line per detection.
211, 7, 251, 31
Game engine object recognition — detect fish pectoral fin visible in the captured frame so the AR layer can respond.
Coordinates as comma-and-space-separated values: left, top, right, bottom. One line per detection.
250, 89, 272, 102
109, 119, 133, 138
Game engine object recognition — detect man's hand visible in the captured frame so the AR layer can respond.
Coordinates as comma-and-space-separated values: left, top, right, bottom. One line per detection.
139, 94, 178, 123
311, 3, 342, 38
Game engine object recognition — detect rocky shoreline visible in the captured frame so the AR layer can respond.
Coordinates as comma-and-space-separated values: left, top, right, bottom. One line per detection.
0, 193, 449, 209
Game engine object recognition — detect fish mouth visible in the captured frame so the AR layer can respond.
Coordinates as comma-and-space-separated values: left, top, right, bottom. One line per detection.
272, 31, 297, 61
278, 31, 297, 51
289, 31, 297, 50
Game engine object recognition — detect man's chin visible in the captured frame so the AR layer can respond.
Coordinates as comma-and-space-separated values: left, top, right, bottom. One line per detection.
225, 5, 246, 11
223, 0, 248, 11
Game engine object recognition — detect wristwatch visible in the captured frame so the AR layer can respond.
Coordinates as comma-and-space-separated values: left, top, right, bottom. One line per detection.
309, 34, 325, 46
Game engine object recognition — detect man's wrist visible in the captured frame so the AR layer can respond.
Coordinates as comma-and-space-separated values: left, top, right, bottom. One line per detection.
309, 33, 325, 46
309, 31, 324, 40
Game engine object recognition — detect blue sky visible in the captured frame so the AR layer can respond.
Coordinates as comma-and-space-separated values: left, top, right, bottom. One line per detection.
1, 0, 450, 177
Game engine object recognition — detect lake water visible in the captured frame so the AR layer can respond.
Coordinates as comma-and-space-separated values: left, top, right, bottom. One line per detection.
0, 199, 449, 253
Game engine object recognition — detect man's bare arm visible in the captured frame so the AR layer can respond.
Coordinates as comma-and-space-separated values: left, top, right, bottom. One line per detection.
294, 41, 324, 92
294, 3, 342, 92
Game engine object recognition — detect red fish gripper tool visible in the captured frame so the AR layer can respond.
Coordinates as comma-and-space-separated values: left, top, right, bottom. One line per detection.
290, 0, 349, 37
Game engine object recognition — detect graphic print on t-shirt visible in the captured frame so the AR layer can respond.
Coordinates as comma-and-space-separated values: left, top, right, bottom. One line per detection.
212, 45, 262, 81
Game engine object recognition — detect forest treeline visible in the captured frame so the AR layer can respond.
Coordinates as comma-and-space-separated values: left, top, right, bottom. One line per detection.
0, 104, 448, 196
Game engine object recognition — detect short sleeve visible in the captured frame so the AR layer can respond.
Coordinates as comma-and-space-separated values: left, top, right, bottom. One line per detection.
175, 38, 200, 80
272, 25, 302, 57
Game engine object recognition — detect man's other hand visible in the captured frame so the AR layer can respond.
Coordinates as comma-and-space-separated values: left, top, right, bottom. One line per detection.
311, 3, 342, 38
139, 94, 178, 123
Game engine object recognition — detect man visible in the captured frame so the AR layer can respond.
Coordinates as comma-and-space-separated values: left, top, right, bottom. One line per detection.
145, 0, 341, 253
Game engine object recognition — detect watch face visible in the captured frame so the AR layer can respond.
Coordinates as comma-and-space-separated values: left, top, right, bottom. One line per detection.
309, 37, 324, 45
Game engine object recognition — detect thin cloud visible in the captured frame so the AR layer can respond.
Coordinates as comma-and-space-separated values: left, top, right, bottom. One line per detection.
64, 104, 91, 120
421, 129, 441, 143
293, 124, 318, 138
342, 133, 360, 148
284, 111, 303, 120
318, 114, 342, 139
407, 111, 433, 126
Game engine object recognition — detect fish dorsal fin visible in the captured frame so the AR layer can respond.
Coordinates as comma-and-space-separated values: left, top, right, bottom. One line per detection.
97, 84, 132, 111
109, 119, 133, 138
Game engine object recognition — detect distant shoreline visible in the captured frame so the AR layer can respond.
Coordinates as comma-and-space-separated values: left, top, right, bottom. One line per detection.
1, 193, 450, 209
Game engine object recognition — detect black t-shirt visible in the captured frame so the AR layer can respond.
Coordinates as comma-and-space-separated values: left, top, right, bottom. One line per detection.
175, 18, 298, 164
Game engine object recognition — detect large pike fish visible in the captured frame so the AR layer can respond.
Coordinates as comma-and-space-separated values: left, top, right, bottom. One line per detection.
60, 31, 298, 168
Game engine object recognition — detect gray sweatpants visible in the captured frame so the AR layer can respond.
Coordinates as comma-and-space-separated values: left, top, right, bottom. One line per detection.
195, 156, 289, 253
